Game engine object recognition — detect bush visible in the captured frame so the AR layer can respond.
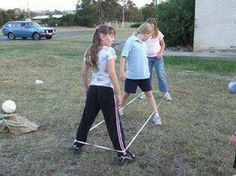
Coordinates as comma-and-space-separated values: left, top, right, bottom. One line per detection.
130, 23, 142, 28
156, 0, 195, 47
61, 14, 77, 26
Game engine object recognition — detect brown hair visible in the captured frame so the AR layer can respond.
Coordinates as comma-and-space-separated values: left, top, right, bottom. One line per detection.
146, 17, 159, 38
85, 25, 116, 68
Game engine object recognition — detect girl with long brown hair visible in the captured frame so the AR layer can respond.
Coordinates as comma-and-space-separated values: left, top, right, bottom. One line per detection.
73, 25, 135, 166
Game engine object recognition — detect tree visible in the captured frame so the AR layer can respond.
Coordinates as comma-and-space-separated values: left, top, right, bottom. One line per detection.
125, 0, 143, 22
76, 0, 98, 27
156, 0, 195, 46
61, 14, 77, 26
94, 0, 121, 24
141, 3, 156, 20
0, 10, 8, 26
0, 9, 36, 26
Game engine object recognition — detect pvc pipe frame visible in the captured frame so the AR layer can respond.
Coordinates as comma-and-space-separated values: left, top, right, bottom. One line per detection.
76, 92, 167, 153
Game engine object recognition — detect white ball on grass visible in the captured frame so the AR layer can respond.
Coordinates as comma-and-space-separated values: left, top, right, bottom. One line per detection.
2, 100, 16, 114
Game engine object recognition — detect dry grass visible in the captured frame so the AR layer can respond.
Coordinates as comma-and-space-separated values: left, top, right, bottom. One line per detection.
0, 27, 236, 176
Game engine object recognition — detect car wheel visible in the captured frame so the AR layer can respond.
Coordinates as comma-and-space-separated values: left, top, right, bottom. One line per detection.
8, 32, 15, 40
46, 36, 52, 39
32, 32, 41, 40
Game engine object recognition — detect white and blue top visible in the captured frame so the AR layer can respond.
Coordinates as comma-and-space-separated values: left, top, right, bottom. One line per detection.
121, 34, 150, 80
83, 46, 117, 88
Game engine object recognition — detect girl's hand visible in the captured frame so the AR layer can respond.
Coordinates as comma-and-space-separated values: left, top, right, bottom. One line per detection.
157, 52, 163, 59
229, 133, 236, 147
116, 93, 123, 107
117, 98, 122, 108
120, 72, 126, 82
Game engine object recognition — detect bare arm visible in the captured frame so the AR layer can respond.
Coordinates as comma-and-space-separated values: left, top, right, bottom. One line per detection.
157, 39, 165, 58
108, 59, 122, 106
82, 62, 89, 94
120, 56, 126, 82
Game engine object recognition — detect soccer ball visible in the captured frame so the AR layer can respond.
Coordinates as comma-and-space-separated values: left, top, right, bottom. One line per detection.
2, 100, 16, 114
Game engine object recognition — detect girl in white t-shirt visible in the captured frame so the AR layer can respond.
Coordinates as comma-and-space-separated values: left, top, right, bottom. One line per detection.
145, 18, 171, 101
73, 25, 135, 166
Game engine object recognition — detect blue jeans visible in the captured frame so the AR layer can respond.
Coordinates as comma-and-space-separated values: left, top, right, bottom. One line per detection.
148, 56, 169, 93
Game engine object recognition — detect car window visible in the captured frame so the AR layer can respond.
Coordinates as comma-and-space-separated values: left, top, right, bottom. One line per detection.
5, 23, 13, 28
13, 23, 21, 28
27, 23, 32, 28
21, 23, 27, 28
32, 22, 41, 28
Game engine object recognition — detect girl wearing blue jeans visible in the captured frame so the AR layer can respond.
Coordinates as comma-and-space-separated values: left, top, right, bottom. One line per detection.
145, 18, 171, 101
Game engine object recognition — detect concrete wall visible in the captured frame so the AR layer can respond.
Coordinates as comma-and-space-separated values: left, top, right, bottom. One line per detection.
194, 0, 236, 51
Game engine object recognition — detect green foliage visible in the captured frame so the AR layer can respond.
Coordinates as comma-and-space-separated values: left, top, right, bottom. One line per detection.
0, 10, 8, 26
0, 9, 36, 26
156, 0, 195, 46
130, 22, 142, 28
76, 0, 98, 27
60, 14, 77, 26
141, 3, 156, 20
124, 0, 143, 22
94, 0, 121, 24
75, 0, 143, 27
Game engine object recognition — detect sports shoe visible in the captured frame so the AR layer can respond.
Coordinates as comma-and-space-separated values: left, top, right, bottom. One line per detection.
73, 139, 81, 154
153, 113, 162, 126
118, 151, 136, 166
164, 92, 171, 101
139, 93, 146, 100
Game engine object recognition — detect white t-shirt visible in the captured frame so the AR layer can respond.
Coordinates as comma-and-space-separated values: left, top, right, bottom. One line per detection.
83, 46, 117, 88
146, 31, 164, 57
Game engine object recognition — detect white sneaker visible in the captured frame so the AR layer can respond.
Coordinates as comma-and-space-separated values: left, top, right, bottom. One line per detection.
153, 113, 162, 126
139, 93, 146, 100
164, 92, 171, 101
118, 107, 124, 116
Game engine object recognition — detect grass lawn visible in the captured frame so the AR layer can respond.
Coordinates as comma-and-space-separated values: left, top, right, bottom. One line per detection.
0, 26, 236, 176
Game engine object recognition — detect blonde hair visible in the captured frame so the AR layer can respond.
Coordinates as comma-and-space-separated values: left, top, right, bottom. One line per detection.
146, 18, 159, 38
136, 22, 153, 35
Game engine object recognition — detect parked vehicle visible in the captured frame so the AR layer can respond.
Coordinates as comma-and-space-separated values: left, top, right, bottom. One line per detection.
2, 21, 56, 40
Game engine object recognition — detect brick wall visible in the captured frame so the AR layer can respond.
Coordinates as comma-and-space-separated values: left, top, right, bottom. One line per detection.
194, 0, 236, 51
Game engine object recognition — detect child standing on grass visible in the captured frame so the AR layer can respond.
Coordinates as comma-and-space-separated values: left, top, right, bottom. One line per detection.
120, 22, 162, 126
144, 18, 171, 101
73, 25, 135, 166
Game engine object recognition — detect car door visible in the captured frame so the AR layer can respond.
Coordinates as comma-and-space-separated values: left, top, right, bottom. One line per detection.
12, 22, 21, 37
20, 22, 32, 38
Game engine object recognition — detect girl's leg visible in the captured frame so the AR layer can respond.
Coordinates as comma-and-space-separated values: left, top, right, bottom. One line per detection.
122, 92, 131, 106
139, 58, 154, 100
98, 87, 127, 157
148, 58, 154, 84
154, 57, 169, 93
144, 90, 162, 125
144, 91, 158, 113
234, 153, 236, 168
75, 86, 100, 146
